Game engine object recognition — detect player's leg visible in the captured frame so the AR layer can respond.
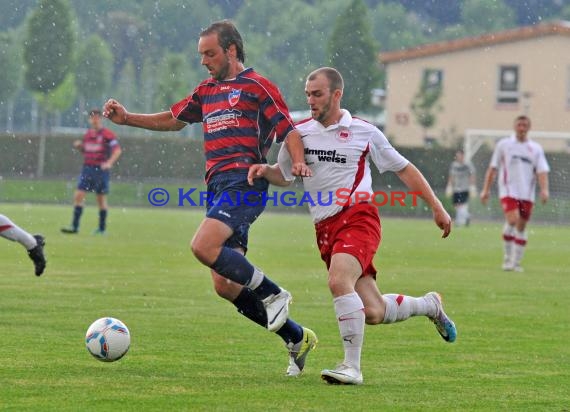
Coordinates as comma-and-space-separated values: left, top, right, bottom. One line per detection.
500, 197, 519, 270
95, 193, 108, 234
511, 201, 532, 271
211, 269, 316, 376
356, 276, 456, 342
0, 214, 46, 276
93, 170, 110, 234
321, 252, 364, 385
62, 176, 88, 234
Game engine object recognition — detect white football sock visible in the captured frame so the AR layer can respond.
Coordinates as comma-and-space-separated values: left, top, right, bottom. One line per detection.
502, 223, 515, 264
334, 292, 365, 370
0, 214, 37, 250
513, 230, 527, 267
382, 293, 436, 324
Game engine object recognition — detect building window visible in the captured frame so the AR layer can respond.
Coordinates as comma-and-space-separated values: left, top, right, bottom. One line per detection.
423, 68, 443, 89
497, 65, 519, 104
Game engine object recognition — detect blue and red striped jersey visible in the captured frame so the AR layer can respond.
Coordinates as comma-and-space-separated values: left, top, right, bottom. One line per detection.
170, 68, 296, 181
82, 128, 120, 166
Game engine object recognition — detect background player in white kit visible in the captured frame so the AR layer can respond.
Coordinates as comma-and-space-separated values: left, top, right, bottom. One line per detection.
249, 67, 457, 385
446, 149, 476, 226
480, 115, 550, 272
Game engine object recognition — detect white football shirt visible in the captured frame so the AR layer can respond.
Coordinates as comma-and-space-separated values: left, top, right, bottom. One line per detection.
489, 135, 550, 202
278, 109, 409, 223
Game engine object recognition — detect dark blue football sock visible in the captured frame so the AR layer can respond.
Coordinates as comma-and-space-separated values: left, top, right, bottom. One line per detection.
99, 209, 107, 232
233, 287, 267, 328
72, 206, 83, 231
211, 247, 281, 299
276, 319, 304, 345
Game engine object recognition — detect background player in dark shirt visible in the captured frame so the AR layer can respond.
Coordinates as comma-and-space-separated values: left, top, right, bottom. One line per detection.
61, 109, 122, 235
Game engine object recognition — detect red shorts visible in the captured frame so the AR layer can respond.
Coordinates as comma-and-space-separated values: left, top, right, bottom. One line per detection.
500, 197, 534, 221
314, 202, 381, 277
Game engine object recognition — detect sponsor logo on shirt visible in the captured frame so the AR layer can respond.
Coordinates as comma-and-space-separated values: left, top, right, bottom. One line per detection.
304, 148, 347, 164
205, 109, 242, 133
336, 128, 352, 142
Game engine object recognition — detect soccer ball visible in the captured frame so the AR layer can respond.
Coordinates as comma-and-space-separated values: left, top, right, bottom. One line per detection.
85, 317, 130, 362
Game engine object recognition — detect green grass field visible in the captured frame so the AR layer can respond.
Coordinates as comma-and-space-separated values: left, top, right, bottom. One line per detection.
1, 204, 569, 411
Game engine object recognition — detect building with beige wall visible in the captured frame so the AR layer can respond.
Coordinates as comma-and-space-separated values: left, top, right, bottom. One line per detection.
379, 21, 570, 148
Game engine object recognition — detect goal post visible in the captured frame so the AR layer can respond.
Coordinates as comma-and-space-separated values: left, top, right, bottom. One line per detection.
464, 129, 570, 163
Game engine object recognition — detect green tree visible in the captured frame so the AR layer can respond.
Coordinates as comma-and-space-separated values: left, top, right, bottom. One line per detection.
327, 0, 379, 113
154, 53, 189, 111
410, 72, 443, 143
461, 0, 516, 36
23, 0, 76, 176
0, 30, 23, 132
75, 34, 113, 110
35, 73, 77, 127
370, 3, 426, 52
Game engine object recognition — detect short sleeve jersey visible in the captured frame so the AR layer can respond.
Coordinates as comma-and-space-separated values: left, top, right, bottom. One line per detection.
82, 128, 119, 166
489, 135, 550, 202
449, 160, 475, 192
278, 109, 409, 223
171, 68, 296, 182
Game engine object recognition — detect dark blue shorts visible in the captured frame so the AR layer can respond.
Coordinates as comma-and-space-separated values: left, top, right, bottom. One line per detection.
452, 191, 469, 205
205, 171, 268, 251
77, 165, 110, 194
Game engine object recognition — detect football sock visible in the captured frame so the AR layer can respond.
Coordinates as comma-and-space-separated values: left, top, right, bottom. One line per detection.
382, 294, 435, 324
211, 247, 281, 299
334, 292, 365, 370
233, 287, 267, 327
502, 223, 515, 262
0, 214, 37, 249
72, 205, 83, 231
513, 229, 527, 266
232, 287, 303, 344
99, 209, 107, 232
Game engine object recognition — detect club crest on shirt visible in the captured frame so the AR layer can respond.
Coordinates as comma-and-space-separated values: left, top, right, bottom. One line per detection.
336, 128, 352, 143
228, 89, 241, 107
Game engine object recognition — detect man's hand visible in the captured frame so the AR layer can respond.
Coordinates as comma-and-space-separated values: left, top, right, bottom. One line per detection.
100, 161, 113, 171
433, 205, 452, 238
480, 189, 490, 205
103, 99, 128, 125
291, 162, 312, 177
247, 164, 268, 185
72, 140, 83, 151
539, 189, 549, 204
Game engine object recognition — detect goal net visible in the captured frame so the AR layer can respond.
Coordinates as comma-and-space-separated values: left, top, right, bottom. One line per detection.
464, 129, 570, 224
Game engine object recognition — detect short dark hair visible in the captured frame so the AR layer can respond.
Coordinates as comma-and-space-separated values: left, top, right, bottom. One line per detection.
307, 67, 344, 93
515, 115, 531, 125
201, 20, 245, 63
89, 109, 101, 116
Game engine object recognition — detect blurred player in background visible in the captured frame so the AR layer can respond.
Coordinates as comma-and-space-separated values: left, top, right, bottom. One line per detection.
446, 149, 476, 226
480, 115, 550, 272
102, 20, 316, 376
61, 109, 122, 235
249, 67, 457, 385
1, 214, 46, 276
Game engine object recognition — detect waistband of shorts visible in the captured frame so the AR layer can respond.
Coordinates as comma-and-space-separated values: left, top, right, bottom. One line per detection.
315, 201, 372, 229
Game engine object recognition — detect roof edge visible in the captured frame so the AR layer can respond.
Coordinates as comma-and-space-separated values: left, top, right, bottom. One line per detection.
379, 20, 570, 64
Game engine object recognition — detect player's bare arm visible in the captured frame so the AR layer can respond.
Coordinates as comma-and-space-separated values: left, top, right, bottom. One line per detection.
396, 163, 452, 238
480, 167, 497, 205
537, 172, 549, 204
103, 99, 186, 131
247, 163, 291, 187
101, 146, 122, 171
284, 130, 312, 178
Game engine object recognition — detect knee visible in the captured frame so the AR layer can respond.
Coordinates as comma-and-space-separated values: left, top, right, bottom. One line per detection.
190, 238, 213, 265
364, 306, 384, 325
327, 273, 348, 296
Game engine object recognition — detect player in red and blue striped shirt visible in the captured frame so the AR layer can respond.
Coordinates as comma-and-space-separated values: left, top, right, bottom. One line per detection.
61, 109, 122, 235
103, 20, 316, 376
